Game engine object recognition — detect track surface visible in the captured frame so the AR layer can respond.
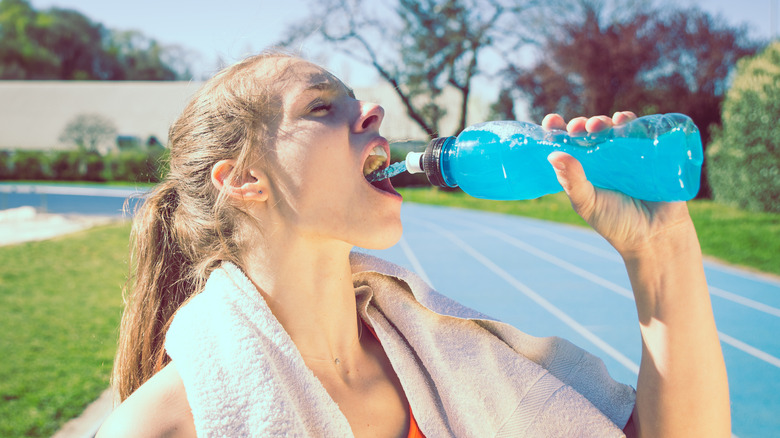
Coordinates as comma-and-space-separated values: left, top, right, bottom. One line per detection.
360, 203, 779, 438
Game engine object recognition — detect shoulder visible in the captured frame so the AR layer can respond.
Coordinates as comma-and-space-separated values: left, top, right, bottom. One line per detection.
97, 363, 196, 438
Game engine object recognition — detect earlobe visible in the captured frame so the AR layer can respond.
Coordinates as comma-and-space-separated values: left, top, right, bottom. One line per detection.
211, 160, 269, 202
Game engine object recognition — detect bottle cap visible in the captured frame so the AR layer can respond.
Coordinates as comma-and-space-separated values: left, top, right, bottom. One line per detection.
423, 137, 454, 187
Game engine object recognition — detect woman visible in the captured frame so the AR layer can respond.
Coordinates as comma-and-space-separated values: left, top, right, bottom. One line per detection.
97, 52, 730, 437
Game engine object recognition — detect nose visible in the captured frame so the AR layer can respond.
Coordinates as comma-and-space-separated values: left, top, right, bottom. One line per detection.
353, 101, 384, 133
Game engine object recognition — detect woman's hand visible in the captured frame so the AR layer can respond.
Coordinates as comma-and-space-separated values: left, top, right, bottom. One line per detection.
544, 112, 731, 437
542, 112, 693, 259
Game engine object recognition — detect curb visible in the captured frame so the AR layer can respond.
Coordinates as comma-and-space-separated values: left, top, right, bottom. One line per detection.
52, 389, 114, 438
0, 207, 118, 247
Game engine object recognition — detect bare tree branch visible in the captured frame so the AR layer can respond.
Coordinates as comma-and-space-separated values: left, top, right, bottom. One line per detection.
281, 0, 549, 139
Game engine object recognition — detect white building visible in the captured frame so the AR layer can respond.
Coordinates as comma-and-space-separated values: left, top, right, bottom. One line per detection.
0, 80, 491, 152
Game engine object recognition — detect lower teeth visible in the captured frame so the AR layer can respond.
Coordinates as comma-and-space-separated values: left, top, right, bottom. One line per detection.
363, 155, 386, 177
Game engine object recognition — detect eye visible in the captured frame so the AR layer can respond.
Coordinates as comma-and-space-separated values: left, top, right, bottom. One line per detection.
307, 99, 332, 116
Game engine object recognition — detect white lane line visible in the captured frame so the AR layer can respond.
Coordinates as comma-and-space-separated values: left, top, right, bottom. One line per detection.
449, 214, 780, 319
461, 220, 635, 300
515, 223, 623, 262
702, 258, 780, 288
0, 184, 147, 198
417, 219, 641, 375
398, 236, 435, 289
718, 332, 780, 368
708, 286, 780, 318
453, 220, 780, 369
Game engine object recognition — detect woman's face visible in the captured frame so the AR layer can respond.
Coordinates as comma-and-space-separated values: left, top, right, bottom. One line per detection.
266, 59, 403, 250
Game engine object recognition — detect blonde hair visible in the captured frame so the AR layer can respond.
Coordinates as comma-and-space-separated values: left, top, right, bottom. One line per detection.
112, 52, 294, 401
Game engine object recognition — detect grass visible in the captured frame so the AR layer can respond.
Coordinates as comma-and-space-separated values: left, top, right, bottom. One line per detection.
688, 200, 780, 276
0, 223, 130, 438
398, 187, 780, 276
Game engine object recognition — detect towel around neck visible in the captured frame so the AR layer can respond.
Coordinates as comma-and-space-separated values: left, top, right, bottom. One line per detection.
165, 252, 635, 437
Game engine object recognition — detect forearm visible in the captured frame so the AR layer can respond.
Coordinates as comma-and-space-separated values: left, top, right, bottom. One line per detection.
623, 219, 730, 438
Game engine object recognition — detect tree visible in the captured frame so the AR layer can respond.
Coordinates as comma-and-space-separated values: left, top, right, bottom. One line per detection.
0, 0, 59, 79
498, 1, 759, 121
59, 113, 117, 153
104, 30, 188, 80
707, 42, 780, 212
494, 0, 761, 197
0, 0, 193, 80
282, 0, 546, 139
32, 7, 106, 79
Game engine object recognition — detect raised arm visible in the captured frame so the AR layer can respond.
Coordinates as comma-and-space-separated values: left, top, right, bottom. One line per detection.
543, 112, 730, 438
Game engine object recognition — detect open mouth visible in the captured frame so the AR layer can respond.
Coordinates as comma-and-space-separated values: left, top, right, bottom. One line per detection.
362, 145, 396, 193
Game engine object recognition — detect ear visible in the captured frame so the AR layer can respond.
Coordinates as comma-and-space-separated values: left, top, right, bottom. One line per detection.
211, 159, 269, 202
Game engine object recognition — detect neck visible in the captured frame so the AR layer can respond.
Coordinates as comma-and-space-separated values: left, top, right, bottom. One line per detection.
240, 228, 363, 366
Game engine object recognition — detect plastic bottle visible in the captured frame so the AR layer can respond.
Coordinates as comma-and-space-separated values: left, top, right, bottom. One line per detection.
403, 113, 703, 202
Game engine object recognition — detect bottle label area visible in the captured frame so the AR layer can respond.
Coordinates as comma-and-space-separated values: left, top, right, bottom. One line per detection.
445, 116, 702, 201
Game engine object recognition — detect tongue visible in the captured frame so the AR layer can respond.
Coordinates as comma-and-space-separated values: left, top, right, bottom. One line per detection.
370, 176, 396, 194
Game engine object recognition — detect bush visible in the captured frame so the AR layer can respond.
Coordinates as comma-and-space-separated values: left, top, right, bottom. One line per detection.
11, 151, 50, 180
82, 151, 106, 181
707, 42, 780, 212
0, 147, 168, 183
0, 151, 11, 179
50, 151, 83, 180
105, 148, 166, 183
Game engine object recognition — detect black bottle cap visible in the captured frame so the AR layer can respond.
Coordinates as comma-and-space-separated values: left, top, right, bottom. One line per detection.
424, 136, 456, 188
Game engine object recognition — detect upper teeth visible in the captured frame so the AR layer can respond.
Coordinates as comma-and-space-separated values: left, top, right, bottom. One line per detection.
363, 146, 387, 176
369, 146, 387, 158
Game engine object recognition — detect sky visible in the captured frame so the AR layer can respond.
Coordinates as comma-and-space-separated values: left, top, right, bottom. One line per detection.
28, 0, 780, 88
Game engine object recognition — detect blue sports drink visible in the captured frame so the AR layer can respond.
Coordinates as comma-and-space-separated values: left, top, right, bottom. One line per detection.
401, 113, 703, 201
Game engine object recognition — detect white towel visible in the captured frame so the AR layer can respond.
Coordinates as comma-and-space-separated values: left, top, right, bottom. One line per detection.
165, 252, 635, 437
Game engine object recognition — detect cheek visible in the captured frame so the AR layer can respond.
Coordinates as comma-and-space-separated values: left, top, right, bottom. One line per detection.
276, 144, 357, 212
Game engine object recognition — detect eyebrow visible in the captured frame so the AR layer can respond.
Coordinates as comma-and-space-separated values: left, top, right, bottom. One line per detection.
304, 80, 355, 99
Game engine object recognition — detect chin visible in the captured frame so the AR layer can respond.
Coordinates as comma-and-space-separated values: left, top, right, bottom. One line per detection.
355, 219, 403, 250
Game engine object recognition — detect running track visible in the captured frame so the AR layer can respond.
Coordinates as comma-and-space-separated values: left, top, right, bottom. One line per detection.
2, 185, 778, 437
359, 203, 779, 438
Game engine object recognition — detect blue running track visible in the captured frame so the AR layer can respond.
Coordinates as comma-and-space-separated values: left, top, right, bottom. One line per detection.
359, 203, 779, 438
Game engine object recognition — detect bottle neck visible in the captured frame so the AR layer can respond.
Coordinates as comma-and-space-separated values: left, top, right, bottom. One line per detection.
424, 136, 456, 188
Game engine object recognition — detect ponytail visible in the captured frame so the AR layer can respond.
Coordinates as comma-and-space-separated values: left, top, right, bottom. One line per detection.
111, 51, 293, 402
113, 181, 193, 401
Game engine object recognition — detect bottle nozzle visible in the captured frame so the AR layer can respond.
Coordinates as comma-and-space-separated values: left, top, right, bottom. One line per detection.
405, 152, 425, 174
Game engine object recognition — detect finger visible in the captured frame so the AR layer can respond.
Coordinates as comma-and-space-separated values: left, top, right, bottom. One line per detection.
585, 115, 613, 133
612, 111, 637, 126
547, 151, 596, 220
542, 113, 566, 131
566, 117, 588, 134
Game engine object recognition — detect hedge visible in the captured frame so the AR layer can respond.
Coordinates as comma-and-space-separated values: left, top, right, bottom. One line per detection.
707, 41, 780, 212
0, 148, 168, 183
2, 143, 435, 188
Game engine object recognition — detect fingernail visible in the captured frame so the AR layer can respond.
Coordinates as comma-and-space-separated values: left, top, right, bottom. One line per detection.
548, 156, 566, 171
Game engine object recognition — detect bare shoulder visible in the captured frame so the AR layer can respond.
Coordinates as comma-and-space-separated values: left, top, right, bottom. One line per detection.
97, 362, 196, 438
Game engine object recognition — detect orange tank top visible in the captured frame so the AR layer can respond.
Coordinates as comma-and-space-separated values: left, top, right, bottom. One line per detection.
364, 323, 426, 438
407, 407, 425, 438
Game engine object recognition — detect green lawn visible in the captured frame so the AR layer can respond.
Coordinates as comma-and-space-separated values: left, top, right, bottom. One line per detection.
688, 200, 780, 276
0, 223, 130, 438
398, 187, 780, 276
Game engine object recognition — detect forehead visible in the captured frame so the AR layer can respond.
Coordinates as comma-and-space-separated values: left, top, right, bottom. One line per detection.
275, 59, 354, 100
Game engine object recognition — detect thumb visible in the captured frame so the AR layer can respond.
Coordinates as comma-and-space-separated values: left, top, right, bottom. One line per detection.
547, 151, 596, 218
